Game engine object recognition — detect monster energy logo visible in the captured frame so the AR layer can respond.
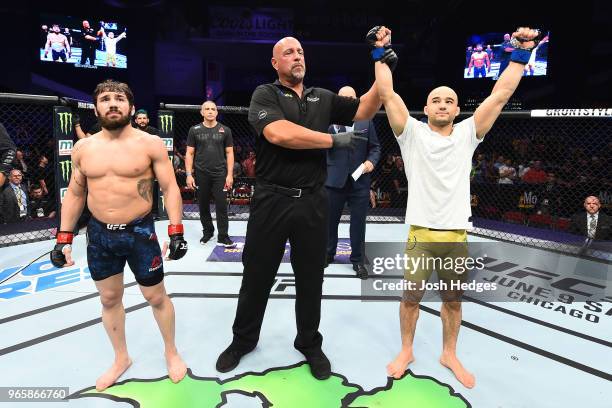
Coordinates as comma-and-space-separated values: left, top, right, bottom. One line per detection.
60, 160, 72, 183
159, 115, 173, 133
57, 112, 73, 135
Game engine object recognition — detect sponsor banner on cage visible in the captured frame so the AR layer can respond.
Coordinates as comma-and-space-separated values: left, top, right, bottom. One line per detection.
530, 108, 612, 117
361, 241, 612, 324
54, 107, 75, 211
207, 237, 352, 264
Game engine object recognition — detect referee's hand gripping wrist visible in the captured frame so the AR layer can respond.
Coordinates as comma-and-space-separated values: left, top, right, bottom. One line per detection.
330, 129, 368, 149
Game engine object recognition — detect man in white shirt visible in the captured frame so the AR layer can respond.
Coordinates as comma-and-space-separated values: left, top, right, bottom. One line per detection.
498, 158, 517, 184
373, 26, 541, 388
101, 30, 126, 67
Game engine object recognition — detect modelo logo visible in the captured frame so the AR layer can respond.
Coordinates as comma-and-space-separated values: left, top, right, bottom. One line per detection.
162, 138, 173, 151
518, 191, 537, 208
58, 140, 73, 156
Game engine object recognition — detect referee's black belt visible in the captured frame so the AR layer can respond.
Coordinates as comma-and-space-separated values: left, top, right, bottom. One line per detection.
258, 181, 320, 198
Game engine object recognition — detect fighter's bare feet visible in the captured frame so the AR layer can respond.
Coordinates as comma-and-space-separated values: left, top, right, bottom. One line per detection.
440, 354, 475, 388
386, 349, 414, 379
165, 352, 187, 383
96, 357, 132, 391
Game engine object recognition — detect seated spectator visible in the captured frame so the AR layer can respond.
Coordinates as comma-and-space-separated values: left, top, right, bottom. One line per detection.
30, 154, 53, 196
233, 161, 243, 178
569, 196, 611, 241
12, 149, 28, 179
498, 158, 517, 184
493, 155, 505, 171
241, 150, 256, 178
0, 169, 29, 223
173, 146, 187, 187
29, 183, 56, 219
522, 160, 547, 184
391, 157, 407, 208
471, 153, 487, 183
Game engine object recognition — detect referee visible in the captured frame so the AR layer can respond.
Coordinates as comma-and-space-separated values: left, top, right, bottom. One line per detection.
216, 33, 389, 380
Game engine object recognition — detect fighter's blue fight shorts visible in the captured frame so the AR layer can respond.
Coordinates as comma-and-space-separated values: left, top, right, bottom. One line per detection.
86, 213, 164, 286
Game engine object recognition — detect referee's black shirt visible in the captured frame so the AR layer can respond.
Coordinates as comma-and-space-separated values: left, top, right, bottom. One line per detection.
248, 80, 359, 189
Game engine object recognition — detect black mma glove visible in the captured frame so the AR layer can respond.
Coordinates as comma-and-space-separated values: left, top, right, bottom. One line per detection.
380, 48, 398, 72
366, 26, 398, 72
168, 224, 188, 260
331, 129, 368, 149
50, 231, 73, 268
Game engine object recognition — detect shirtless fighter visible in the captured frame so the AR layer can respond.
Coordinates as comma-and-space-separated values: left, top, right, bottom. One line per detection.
50, 80, 188, 391
467, 44, 490, 78
44, 24, 71, 62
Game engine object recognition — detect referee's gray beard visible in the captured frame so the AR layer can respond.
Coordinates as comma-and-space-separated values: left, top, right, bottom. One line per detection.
289, 67, 305, 83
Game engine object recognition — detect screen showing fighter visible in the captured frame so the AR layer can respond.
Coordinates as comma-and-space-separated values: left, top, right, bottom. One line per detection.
40, 15, 127, 69
464, 30, 549, 79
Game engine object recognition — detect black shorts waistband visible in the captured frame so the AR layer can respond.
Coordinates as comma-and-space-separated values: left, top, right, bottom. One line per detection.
257, 181, 321, 198
91, 213, 153, 232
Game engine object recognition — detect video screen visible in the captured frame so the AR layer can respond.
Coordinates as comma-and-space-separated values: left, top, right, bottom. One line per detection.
464, 30, 549, 79
39, 14, 127, 69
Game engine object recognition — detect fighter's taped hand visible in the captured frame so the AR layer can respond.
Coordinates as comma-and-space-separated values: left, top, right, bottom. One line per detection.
50, 231, 73, 268
331, 129, 368, 149
168, 224, 188, 260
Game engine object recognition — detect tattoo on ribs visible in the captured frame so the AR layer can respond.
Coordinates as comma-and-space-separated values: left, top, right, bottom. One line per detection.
137, 178, 154, 202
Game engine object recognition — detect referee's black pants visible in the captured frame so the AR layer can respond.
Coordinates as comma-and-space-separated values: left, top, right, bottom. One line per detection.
196, 169, 229, 240
231, 185, 327, 354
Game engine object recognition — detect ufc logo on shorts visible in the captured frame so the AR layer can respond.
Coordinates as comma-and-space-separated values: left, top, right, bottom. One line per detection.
106, 224, 127, 230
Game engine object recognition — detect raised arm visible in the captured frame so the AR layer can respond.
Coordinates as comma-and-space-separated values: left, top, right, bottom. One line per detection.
375, 60, 409, 136
473, 27, 540, 139
354, 82, 382, 121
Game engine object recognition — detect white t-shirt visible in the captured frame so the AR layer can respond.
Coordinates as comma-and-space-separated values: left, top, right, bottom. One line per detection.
396, 116, 482, 229
104, 37, 118, 55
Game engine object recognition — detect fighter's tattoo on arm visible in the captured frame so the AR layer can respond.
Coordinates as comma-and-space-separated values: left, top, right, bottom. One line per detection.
72, 162, 87, 189
137, 178, 154, 202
